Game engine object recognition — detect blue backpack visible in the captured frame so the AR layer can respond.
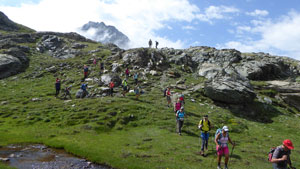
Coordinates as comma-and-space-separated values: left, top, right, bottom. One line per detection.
215, 128, 229, 145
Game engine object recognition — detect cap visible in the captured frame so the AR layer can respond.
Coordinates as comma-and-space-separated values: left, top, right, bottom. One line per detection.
180, 107, 184, 110
204, 115, 208, 118
283, 139, 294, 150
222, 126, 229, 132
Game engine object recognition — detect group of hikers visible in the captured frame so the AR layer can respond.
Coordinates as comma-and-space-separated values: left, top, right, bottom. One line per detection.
53, 56, 297, 169
165, 88, 296, 169
55, 62, 142, 100
148, 39, 159, 49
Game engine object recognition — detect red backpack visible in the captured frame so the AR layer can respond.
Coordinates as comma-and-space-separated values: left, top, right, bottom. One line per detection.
268, 147, 276, 162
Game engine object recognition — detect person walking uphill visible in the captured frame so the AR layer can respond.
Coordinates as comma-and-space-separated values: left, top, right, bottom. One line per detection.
174, 98, 182, 115
215, 126, 235, 169
176, 107, 185, 136
125, 68, 130, 79
198, 115, 212, 156
270, 139, 296, 169
55, 78, 61, 97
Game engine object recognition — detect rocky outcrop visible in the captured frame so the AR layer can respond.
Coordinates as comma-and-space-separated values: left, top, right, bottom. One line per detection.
37, 35, 81, 59
100, 74, 122, 87
122, 48, 169, 70
280, 93, 300, 111
204, 74, 256, 104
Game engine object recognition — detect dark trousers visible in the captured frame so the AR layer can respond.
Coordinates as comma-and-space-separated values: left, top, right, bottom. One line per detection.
177, 120, 184, 133
135, 79, 138, 85
55, 88, 60, 96
110, 88, 113, 96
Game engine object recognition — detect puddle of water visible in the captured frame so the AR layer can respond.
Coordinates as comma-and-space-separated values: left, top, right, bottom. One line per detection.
0, 144, 112, 169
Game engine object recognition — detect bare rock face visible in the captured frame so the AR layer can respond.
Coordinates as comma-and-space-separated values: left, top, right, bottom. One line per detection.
204, 74, 256, 104
122, 48, 169, 70
0, 52, 29, 79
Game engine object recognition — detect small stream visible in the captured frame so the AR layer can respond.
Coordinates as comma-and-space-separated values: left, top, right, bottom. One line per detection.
0, 144, 112, 169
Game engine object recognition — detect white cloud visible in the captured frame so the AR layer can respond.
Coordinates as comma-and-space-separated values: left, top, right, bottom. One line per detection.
196, 5, 240, 23
0, 0, 200, 49
220, 11, 300, 60
182, 25, 196, 30
246, 9, 269, 17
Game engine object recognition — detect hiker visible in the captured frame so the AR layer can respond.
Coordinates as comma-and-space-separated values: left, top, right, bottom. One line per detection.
179, 94, 185, 105
122, 79, 128, 97
148, 39, 152, 48
176, 107, 185, 136
109, 80, 114, 96
166, 87, 171, 107
133, 72, 139, 85
155, 41, 159, 49
134, 83, 141, 100
198, 115, 212, 156
93, 58, 97, 65
83, 65, 89, 79
174, 98, 182, 115
215, 126, 235, 169
80, 83, 88, 97
125, 68, 130, 79
63, 86, 72, 99
55, 78, 61, 97
271, 139, 296, 169
100, 62, 104, 74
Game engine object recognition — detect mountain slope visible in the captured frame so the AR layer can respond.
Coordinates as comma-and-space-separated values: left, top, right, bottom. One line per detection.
0, 11, 35, 33
0, 11, 300, 169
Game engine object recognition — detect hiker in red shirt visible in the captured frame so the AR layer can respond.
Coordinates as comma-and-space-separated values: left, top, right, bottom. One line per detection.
109, 80, 115, 97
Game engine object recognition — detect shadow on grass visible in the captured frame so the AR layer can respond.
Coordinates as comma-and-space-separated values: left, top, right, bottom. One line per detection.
215, 101, 282, 123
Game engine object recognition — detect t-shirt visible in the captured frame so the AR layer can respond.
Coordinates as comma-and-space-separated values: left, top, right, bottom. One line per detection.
273, 146, 291, 168
199, 120, 210, 132
175, 102, 181, 111
81, 84, 87, 91
176, 110, 185, 120
84, 67, 88, 72
109, 82, 114, 88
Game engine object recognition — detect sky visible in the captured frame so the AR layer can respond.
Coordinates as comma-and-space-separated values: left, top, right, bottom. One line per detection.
0, 0, 300, 60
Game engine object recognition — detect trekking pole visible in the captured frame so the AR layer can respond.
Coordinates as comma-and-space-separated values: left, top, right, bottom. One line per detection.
228, 142, 235, 166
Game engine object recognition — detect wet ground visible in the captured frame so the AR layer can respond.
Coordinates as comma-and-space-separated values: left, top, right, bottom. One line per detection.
0, 144, 112, 169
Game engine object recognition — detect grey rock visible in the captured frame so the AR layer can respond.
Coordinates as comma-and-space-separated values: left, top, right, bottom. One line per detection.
204, 76, 256, 104
100, 74, 122, 86
0, 54, 27, 79
71, 43, 87, 49
280, 93, 300, 111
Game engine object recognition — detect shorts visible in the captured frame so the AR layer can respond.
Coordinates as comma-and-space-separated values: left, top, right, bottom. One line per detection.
123, 86, 127, 91
166, 96, 171, 102
216, 146, 229, 156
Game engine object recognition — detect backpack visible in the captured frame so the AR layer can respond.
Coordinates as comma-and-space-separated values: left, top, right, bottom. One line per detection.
200, 120, 211, 131
268, 147, 276, 162
215, 128, 229, 145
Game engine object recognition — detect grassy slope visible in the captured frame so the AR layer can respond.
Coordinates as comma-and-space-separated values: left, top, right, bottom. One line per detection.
0, 42, 300, 169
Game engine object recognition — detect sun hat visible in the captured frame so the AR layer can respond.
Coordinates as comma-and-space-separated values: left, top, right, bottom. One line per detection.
283, 139, 294, 150
222, 126, 229, 132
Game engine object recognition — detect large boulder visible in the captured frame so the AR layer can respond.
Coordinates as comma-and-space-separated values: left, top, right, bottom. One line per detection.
100, 74, 122, 86
204, 75, 256, 104
122, 48, 169, 70
280, 93, 300, 111
0, 54, 28, 79
235, 59, 290, 80
198, 63, 222, 79
76, 89, 89, 98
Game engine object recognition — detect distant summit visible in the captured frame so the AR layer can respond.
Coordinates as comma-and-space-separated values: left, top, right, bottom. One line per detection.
80, 21, 130, 48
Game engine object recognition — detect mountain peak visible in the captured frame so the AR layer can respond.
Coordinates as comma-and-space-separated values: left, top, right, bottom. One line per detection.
80, 21, 130, 48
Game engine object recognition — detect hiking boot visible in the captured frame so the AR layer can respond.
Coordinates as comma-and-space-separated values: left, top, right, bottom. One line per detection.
217, 166, 222, 169
224, 166, 228, 169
